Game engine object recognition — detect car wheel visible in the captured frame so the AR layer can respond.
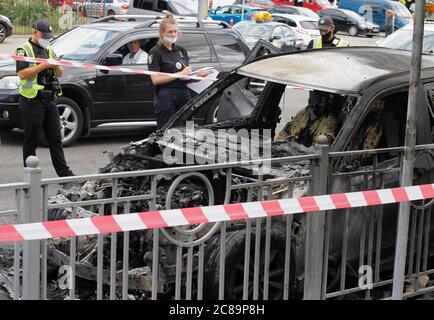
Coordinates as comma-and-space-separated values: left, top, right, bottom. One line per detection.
0, 24, 7, 43
349, 25, 359, 37
107, 10, 115, 16
39, 97, 83, 147
0, 125, 14, 132
203, 228, 296, 300
366, 34, 373, 38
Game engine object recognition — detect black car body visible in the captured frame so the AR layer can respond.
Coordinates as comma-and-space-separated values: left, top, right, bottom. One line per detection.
0, 14, 13, 43
46, 46, 434, 299
0, 15, 250, 146
318, 8, 380, 37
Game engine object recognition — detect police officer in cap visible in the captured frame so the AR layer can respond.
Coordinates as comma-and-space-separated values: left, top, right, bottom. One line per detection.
16, 19, 74, 177
148, 13, 208, 129
307, 16, 349, 49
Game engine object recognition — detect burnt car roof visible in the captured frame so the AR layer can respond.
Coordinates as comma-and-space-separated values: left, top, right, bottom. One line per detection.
237, 47, 434, 94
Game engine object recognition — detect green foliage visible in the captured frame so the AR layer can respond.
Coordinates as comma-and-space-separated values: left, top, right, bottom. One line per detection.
0, 0, 63, 34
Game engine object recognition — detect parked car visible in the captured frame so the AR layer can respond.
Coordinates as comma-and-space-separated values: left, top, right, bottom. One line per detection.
0, 16, 250, 146
338, 0, 413, 31
208, 5, 263, 25
0, 15, 13, 43
268, 5, 319, 19
127, 0, 199, 16
53, 45, 434, 299
318, 8, 380, 37
75, 0, 129, 17
233, 0, 276, 10
233, 20, 304, 50
377, 22, 434, 53
271, 13, 320, 47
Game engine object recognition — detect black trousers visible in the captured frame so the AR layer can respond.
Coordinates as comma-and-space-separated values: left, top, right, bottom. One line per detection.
154, 87, 191, 130
18, 95, 73, 177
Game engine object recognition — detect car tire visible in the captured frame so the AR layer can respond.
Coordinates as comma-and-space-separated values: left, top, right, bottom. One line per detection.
0, 24, 7, 43
203, 228, 296, 300
39, 97, 83, 148
107, 10, 115, 16
0, 126, 14, 132
349, 25, 359, 37
366, 35, 373, 38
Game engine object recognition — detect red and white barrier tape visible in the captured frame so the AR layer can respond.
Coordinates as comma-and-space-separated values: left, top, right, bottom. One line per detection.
0, 183, 433, 243
0, 53, 216, 82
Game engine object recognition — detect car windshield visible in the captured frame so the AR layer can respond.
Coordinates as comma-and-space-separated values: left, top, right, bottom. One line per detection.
300, 8, 319, 19
300, 20, 318, 30
171, 0, 198, 15
238, 24, 273, 39
50, 27, 119, 61
379, 28, 434, 53
342, 9, 363, 21
391, 2, 412, 17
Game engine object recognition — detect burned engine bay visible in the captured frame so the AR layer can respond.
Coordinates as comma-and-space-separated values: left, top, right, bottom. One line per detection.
1, 90, 376, 300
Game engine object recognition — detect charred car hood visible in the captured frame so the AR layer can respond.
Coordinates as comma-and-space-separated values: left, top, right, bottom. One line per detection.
238, 47, 434, 94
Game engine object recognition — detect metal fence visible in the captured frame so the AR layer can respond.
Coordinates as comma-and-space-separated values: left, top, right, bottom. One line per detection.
0, 1, 108, 35
0, 142, 433, 300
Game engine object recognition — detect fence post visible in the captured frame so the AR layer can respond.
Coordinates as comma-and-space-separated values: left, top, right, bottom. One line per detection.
303, 135, 329, 300
22, 156, 42, 300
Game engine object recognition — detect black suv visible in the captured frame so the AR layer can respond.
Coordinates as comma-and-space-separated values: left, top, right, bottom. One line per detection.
0, 14, 13, 43
0, 15, 250, 146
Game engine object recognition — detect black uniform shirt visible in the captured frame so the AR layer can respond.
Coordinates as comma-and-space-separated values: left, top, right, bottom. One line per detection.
148, 43, 190, 90
16, 38, 57, 90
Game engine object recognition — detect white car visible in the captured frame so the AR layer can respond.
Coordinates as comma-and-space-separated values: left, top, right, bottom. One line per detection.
271, 14, 320, 48
377, 22, 434, 54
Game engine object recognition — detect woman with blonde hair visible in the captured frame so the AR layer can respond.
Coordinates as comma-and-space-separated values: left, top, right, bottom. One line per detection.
148, 13, 207, 129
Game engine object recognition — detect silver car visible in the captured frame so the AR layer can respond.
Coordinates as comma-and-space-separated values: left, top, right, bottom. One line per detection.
75, 0, 129, 18
233, 20, 304, 51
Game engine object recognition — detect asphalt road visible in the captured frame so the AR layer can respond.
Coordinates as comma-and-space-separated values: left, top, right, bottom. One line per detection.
0, 32, 382, 215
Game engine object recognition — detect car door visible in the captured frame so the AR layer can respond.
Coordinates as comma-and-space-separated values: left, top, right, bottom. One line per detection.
92, 33, 157, 122
270, 26, 285, 49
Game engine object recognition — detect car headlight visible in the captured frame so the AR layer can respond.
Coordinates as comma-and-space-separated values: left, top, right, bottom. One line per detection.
0, 76, 20, 89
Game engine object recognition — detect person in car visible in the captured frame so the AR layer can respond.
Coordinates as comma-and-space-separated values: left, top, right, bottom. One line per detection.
147, 13, 208, 129
307, 16, 349, 49
122, 40, 148, 65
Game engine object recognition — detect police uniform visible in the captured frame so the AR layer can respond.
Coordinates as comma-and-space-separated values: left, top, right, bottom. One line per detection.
16, 20, 73, 177
307, 16, 349, 49
148, 42, 191, 129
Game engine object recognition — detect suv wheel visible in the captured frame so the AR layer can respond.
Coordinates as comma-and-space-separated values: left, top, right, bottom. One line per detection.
0, 24, 7, 43
39, 97, 83, 147
107, 10, 115, 15
349, 25, 359, 37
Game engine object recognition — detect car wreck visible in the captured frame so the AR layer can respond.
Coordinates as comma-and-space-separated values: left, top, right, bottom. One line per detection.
2, 45, 434, 300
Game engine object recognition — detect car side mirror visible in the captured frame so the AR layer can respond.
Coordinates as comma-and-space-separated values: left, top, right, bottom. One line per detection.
102, 53, 123, 66
271, 35, 282, 41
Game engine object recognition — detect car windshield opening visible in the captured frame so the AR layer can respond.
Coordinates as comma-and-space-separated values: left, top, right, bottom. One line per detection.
239, 25, 273, 39
300, 21, 318, 30
51, 27, 119, 61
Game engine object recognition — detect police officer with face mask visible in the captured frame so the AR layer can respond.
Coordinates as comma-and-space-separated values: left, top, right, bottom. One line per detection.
148, 13, 208, 129
16, 19, 74, 177
307, 16, 349, 49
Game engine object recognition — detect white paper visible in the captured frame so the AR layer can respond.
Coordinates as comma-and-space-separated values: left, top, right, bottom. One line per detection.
187, 69, 219, 94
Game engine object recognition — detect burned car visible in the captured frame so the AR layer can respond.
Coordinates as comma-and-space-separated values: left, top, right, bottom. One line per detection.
23, 46, 434, 300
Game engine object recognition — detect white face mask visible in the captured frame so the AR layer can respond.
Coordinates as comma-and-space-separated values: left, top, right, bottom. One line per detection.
163, 36, 177, 45
38, 38, 51, 49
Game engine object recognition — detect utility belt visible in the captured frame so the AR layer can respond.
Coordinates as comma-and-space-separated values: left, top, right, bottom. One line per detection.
36, 89, 56, 101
